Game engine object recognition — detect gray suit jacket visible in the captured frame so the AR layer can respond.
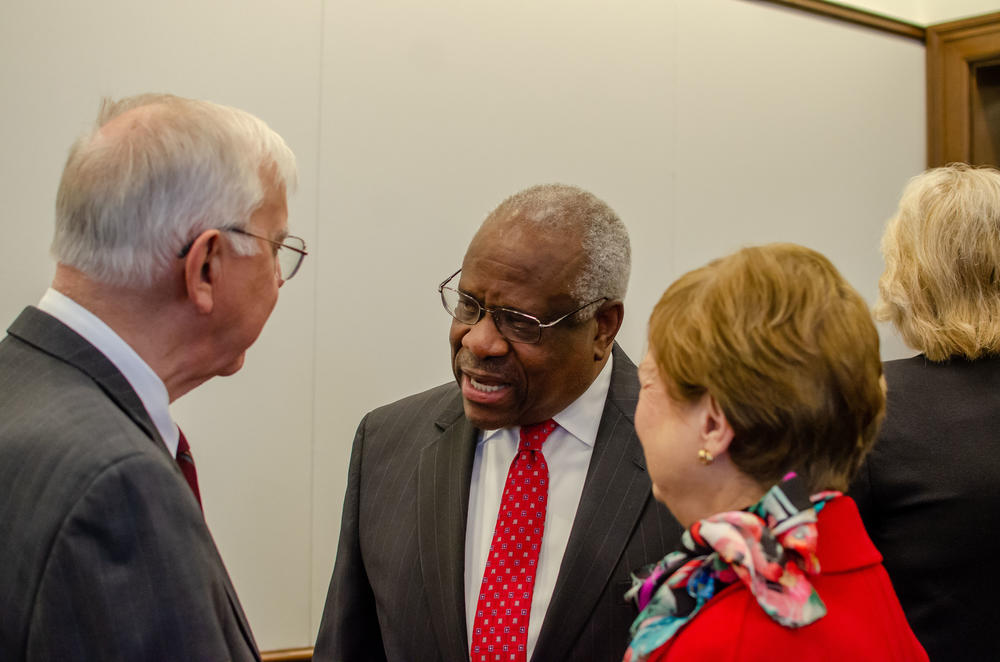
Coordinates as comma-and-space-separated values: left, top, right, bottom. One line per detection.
314, 345, 683, 662
0, 306, 259, 661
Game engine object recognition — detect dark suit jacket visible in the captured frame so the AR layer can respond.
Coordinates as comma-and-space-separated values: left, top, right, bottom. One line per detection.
641, 497, 927, 661
0, 306, 259, 662
849, 355, 1000, 661
314, 345, 683, 662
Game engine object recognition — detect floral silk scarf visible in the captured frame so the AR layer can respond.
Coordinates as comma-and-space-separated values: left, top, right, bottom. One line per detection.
624, 475, 840, 660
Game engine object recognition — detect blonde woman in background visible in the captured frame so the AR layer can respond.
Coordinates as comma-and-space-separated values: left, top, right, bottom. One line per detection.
625, 244, 925, 661
850, 163, 1000, 661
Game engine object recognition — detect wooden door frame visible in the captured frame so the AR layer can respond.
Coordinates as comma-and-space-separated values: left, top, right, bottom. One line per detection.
927, 12, 1000, 166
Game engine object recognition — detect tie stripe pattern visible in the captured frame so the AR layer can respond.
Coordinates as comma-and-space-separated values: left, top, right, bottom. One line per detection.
471, 419, 558, 662
176, 428, 202, 509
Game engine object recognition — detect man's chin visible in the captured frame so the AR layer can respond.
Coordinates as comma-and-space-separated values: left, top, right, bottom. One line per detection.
216, 353, 246, 377
462, 400, 517, 431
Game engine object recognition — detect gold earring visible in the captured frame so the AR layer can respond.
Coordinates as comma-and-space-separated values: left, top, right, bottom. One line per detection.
697, 448, 714, 465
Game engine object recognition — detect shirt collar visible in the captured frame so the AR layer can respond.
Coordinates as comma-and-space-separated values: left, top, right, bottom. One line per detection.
482, 352, 614, 447
37, 288, 179, 456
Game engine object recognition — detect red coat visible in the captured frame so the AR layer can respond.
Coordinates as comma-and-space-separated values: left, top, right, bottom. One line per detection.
641, 497, 927, 662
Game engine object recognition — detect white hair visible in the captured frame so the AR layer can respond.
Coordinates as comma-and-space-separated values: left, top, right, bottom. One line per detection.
52, 93, 297, 287
487, 183, 631, 319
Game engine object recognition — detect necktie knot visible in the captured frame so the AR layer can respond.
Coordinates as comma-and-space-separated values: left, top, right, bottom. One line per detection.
518, 419, 558, 453
176, 430, 192, 459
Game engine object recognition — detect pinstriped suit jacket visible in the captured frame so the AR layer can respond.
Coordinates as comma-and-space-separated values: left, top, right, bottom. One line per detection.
314, 344, 683, 662
0, 307, 259, 662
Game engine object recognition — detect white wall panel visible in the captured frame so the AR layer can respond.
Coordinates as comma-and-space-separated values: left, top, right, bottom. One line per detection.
0, 0, 322, 650
311, 0, 679, 633
0, 0, 929, 651
311, 0, 926, 640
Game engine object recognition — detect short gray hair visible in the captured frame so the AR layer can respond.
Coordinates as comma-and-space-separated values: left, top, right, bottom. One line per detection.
487, 184, 630, 319
52, 93, 297, 287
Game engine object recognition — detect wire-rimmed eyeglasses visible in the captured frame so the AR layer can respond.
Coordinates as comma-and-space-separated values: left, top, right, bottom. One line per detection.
438, 268, 607, 344
178, 227, 308, 281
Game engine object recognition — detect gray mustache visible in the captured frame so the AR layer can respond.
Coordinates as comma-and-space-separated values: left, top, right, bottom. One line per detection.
455, 350, 514, 380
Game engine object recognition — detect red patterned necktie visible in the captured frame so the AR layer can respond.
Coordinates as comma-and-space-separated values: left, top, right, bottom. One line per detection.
471, 419, 558, 662
175, 428, 202, 509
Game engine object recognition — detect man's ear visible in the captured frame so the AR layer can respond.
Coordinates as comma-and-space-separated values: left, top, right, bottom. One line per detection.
183, 230, 223, 315
699, 393, 735, 457
593, 300, 624, 361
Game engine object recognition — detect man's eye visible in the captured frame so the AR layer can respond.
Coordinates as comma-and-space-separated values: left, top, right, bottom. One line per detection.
457, 298, 479, 315
503, 313, 536, 334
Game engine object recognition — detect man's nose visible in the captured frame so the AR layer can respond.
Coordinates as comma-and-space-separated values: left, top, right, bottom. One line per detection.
460, 312, 509, 357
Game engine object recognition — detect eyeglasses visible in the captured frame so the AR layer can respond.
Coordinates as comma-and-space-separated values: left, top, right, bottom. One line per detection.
438, 268, 607, 344
178, 227, 308, 281
228, 228, 308, 281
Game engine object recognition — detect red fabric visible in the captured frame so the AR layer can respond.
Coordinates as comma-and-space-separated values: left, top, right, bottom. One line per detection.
641, 497, 927, 662
470, 420, 557, 662
175, 428, 202, 509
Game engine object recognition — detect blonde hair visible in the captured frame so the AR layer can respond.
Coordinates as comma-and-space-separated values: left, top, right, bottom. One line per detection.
648, 243, 885, 492
876, 163, 1000, 360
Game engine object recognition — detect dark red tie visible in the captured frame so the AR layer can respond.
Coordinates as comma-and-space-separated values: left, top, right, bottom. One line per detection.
470, 419, 558, 662
175, 428, 202, 509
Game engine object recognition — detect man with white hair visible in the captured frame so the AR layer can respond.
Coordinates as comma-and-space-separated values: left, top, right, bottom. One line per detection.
0, 94, 305, 661
315, 184, 682, 662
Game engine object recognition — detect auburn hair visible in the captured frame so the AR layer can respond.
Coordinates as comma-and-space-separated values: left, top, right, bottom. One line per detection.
648, 243, 885, 492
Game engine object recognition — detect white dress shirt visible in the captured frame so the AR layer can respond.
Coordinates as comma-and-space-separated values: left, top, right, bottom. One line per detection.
37, 288, 179, 456
465, 355, 614, 659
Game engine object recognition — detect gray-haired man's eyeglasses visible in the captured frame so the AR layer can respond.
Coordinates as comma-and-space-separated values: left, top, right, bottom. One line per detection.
438, 268, 607, 344
178, 227, 308, 281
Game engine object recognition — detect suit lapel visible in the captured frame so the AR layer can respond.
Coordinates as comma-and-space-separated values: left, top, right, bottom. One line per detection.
418, 393, 477, 661
7, 307, 164, 448
532, 345, 652, 661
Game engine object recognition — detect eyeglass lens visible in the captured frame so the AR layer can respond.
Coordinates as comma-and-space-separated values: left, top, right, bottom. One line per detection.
440, 286, 541, 343
279, 236, 306, 280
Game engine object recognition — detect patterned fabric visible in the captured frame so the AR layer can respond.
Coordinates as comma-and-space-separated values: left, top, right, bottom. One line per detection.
471, 419, 558, 662
624, 476, 839, 661
176, 427, 202, 509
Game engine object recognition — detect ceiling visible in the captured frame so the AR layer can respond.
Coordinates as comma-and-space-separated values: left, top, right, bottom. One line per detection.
832, 0, 1000, 25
